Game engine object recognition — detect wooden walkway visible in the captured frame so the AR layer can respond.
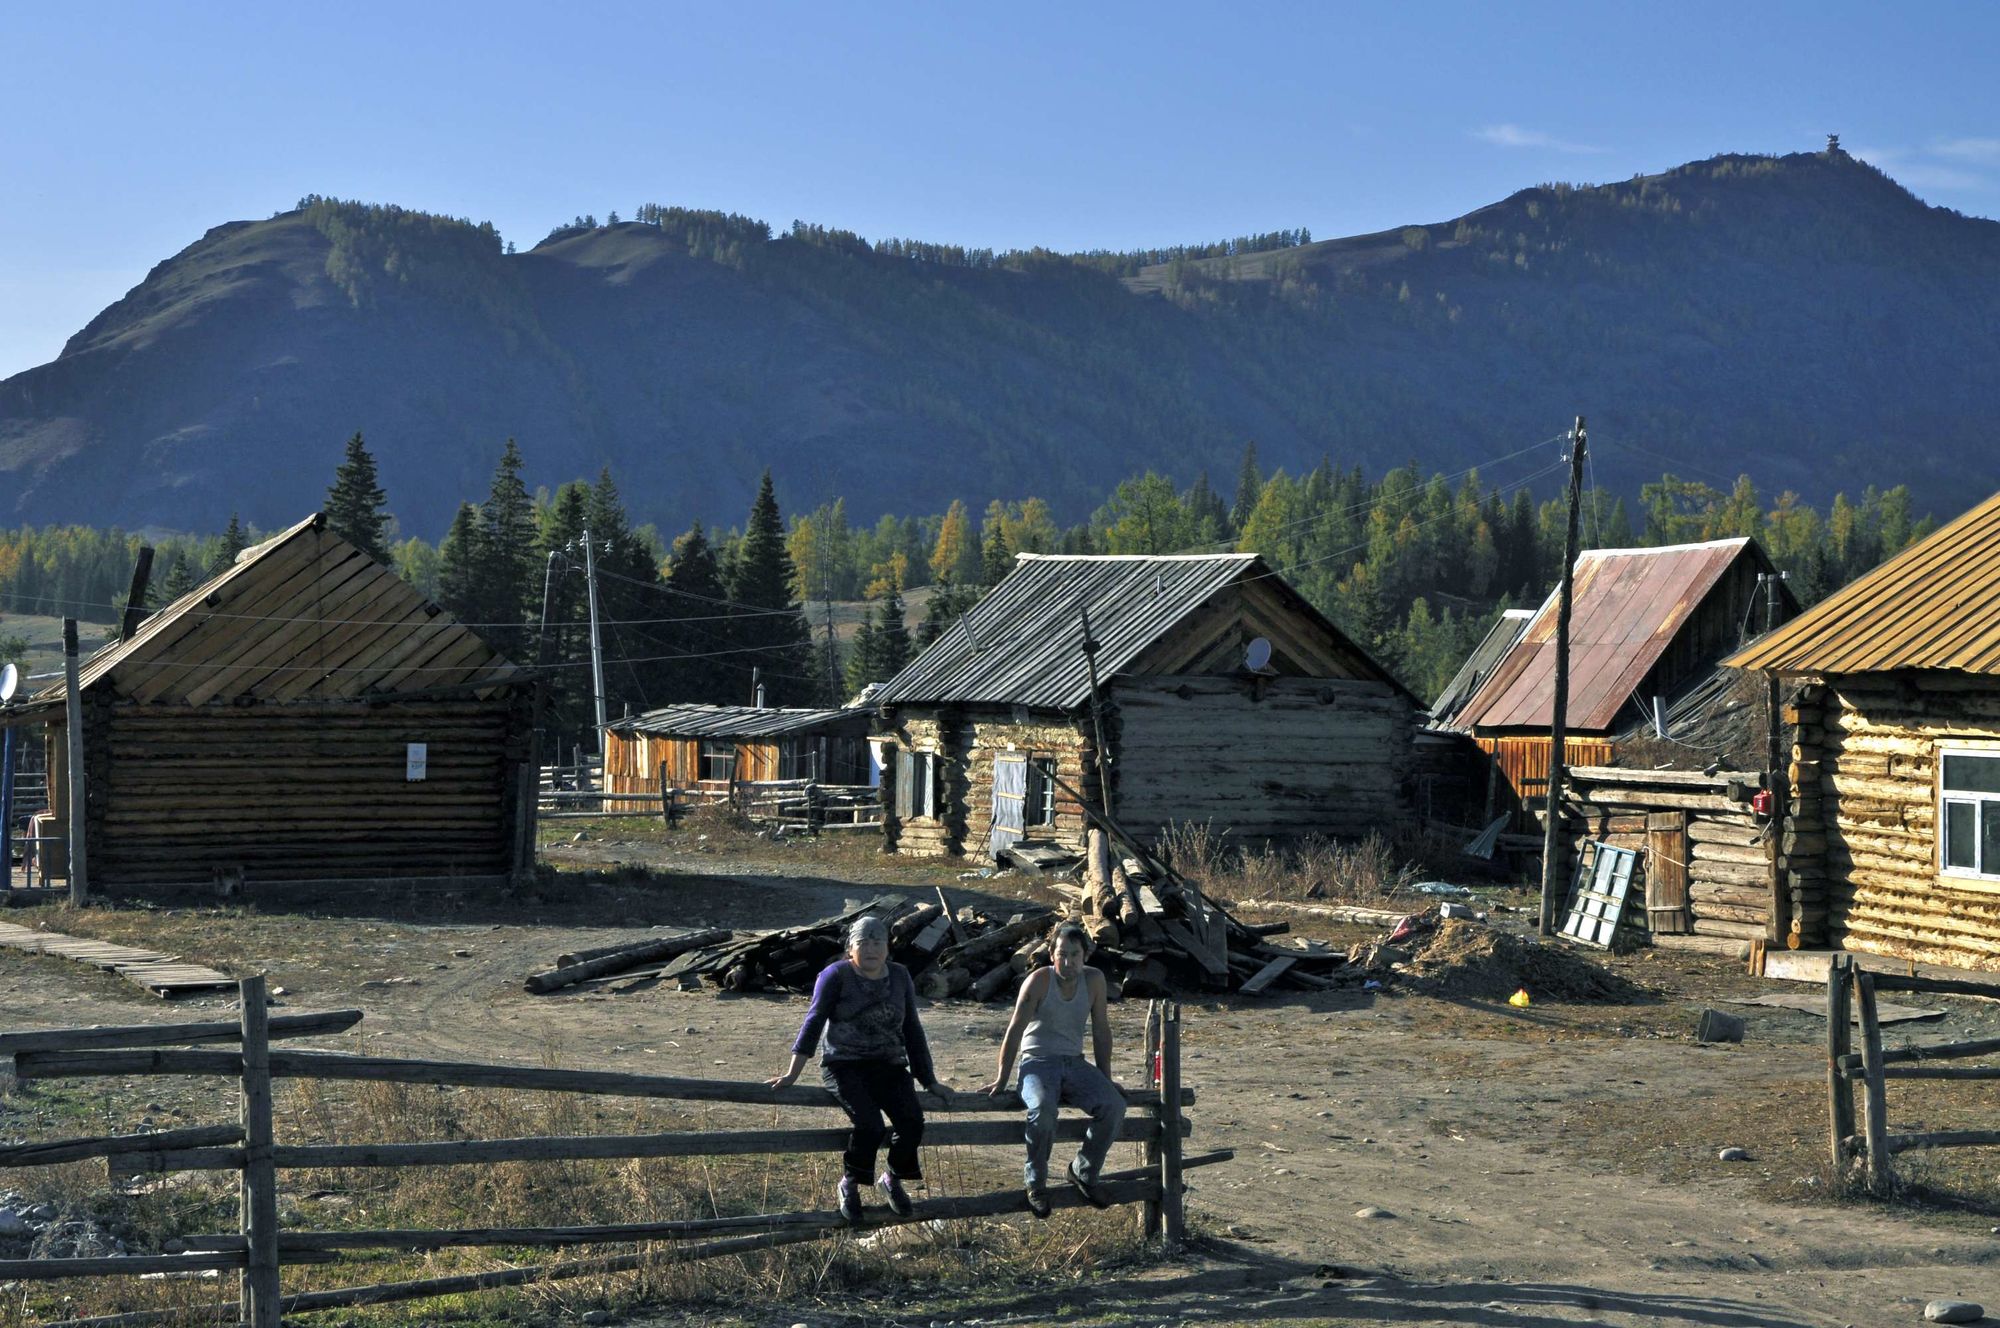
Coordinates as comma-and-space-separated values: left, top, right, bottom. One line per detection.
0, 922, 234, 997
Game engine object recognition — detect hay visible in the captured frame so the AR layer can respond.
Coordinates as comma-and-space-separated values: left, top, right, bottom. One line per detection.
1402, 920, 1650, 1004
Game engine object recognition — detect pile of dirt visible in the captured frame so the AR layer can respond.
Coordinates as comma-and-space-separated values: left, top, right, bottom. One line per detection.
1402, 920, 1650, 1004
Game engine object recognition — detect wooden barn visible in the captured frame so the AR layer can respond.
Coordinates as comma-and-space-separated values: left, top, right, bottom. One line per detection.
8, 514, 534, 894
1445, 537, 1792, 815
602, 705, 873, 811
1728, 490, 2000, 968
869, 552, 1417, 859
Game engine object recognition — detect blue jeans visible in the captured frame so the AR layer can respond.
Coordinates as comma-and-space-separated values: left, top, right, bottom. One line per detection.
1020, 1054, 1127, 1189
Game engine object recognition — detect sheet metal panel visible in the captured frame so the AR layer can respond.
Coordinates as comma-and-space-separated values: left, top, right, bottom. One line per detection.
607, 705, 861, 740
1728, 489, 2000, 676
1455, 539, 1755, 733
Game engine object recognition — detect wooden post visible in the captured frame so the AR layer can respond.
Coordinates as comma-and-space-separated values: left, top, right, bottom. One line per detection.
1826, 955, 1855, 1182
1159, 1001, 1185, 1253
1539, 418, 1587, 936
61, 619, 88, 906
1079, 604, 1114, 818
1856, 969, 1891, 1196
238, 976, 280, 1328
1139, 1000, 1163, 1240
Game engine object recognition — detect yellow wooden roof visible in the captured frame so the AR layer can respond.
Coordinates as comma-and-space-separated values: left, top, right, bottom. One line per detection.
1726, 489, 2000, 676
35, 513, 522, 705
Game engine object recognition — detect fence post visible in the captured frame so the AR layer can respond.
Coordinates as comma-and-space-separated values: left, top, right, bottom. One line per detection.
239, 975, 281, 1328
1159, 1000, 1185, 1253
1139, 1000, 1163, 1240
1826, 955, 1854, 1183
1855, 970, 1892, 1196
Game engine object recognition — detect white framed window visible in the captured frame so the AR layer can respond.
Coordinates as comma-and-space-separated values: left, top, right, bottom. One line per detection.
1940, 749, 2000, 879
699, 740, 737, 783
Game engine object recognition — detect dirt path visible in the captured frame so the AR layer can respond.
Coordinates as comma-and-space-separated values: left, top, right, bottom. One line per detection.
5, 843, 1998, 1326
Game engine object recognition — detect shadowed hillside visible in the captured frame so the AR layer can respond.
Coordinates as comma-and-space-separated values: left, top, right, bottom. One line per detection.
2, 147, 1996, 534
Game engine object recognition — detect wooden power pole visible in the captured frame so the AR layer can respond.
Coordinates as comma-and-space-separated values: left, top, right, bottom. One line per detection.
1539, 417, 1587, 936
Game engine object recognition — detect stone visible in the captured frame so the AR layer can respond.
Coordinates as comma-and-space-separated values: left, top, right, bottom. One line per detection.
1718, 1147, 1751, 1162
1925, 1301, 1983, 1324
580, 1313, 613, 1326
1355, 1206, 1394, 1219
0, 1209, 28, 1236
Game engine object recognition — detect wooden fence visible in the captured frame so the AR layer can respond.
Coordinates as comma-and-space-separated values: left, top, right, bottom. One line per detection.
1826, 955, 2000, 1194
0, 979, 1212, 1325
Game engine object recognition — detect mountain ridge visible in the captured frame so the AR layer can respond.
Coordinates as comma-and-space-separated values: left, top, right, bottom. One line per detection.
3, 147, 1996, 536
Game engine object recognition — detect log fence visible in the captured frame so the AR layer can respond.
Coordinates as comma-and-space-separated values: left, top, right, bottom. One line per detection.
1826, 956, 2000, 1194
1, 985, 1209, 1325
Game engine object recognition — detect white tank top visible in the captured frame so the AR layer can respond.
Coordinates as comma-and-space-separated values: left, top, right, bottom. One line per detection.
1021, 970, 1090, 1058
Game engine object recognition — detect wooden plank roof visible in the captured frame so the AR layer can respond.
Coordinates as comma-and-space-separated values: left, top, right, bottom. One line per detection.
1727, 489, 2000, 677
1453, 538, 1769, 733
872, 552, 1407, 709
33, 513, 522, 707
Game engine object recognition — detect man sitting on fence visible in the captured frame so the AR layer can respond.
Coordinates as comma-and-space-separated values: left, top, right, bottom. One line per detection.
769, 915, 949, 1223
982, 921, 1126, 1217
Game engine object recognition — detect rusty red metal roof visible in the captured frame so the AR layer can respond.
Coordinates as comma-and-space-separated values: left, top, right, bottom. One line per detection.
1453, 538, 1764, 733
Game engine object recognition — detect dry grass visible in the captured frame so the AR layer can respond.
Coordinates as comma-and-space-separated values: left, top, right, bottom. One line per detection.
0, 1046, 1153, 1328
1162, 822, 1420, 905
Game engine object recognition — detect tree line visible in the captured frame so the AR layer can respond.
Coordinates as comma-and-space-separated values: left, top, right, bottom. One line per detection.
0, 435, 1938, 721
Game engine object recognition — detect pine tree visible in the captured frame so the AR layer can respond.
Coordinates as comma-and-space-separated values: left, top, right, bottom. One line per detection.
660, 522, 732, 703
472, 440, 536, 657
725, 471, 815, 706
325, 431, 391, 562
212, 513, 248, 574
155, 552, 197, 605
979, 514, 1014, 587
1230, 442, 1263, 531
436, 503, 482, 621
874, 583, 912, 676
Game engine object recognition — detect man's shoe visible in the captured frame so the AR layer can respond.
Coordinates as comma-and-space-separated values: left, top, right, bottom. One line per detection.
1024, 1184, 1053, 1219
836, 1176, 864, 1224
878, 1172, 915, 1217
1066, 1160, 1111, 1210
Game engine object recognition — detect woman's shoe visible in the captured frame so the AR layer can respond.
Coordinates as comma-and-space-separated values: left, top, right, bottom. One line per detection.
878, 1172, 915, 1217
837, 1176, 864, 1224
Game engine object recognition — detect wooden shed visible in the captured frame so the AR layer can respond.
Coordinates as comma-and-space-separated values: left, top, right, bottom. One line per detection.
869, 552, 1417, 859
1446, 537, 1792, 814
602, 705, 873, 812
1728, 490, 2000, 968
8, 514, 534, 894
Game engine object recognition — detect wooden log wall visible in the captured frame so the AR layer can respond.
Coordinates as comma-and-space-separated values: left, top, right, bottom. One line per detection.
1798, 673, 2000, 968
877, 710, 1095, 859
1110, 676, 1413, 844
1781, 686, 1831, 947
86, 698, 527, 888
1565, 772, 1768, 941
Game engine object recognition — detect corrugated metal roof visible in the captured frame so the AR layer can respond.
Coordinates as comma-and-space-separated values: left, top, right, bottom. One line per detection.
872, 552, 1403, 709
1430, 609, 1534, 729
607, 705, 863, 739
1454, 538, 1764, 733
1727, 489, 2000, 676
32, 513, 521, 707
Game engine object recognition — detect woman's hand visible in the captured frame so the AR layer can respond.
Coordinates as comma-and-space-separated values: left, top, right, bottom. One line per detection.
766, 1068, 800, 1090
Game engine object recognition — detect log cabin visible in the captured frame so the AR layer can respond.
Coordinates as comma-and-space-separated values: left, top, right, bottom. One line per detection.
868, 552, 1416, 859
1728, 489, 2000, 968
601, 704, 873, 812
4, 514, 534, 895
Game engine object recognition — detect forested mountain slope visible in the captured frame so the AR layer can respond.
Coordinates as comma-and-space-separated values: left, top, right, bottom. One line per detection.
1, 146, 1994, 534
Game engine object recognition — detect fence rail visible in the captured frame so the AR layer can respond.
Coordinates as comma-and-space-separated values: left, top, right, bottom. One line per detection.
1827, 956, 2000, 1193
3, 980, 1210, 1325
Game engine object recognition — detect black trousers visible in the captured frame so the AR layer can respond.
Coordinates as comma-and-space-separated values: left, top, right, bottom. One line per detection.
822, 1060, 925, 1182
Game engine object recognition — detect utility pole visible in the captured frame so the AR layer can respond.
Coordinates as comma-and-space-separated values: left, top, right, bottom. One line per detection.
1079, 604, 1114, 818
1760, 569, 1791, 944
580, 528, 608, 759
1540, 417, 1587, 936
62, 619, 88, 906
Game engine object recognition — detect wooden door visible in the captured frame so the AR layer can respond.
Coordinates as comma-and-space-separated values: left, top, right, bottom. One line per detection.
1646, 811, 1690, 934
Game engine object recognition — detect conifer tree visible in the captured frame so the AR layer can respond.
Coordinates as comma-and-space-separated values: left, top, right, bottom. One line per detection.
212, 513, 248, 574
1230, 442, 1263, 531
472, 439, 536, 657
155, 552, 196, 605
979, 513, 1014, 587
436, 503, 482, 621
325, 431, 391, 562
725, 472, 815, 706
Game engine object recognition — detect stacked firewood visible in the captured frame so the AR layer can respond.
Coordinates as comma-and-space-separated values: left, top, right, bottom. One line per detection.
525, 840, 1352, 999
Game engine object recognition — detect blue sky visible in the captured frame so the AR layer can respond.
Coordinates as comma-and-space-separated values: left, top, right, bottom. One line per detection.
2, 0, 1995, 380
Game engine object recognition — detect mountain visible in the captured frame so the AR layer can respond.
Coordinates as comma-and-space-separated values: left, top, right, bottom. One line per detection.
3, 147, 1997, 536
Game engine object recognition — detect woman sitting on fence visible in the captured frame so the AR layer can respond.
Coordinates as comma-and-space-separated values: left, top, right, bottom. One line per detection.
982, 920, 1126, 1217
769, 914, 948, 1223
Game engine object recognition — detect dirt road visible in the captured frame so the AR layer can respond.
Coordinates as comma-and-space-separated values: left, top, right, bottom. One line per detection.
5, 838, 1998, 1326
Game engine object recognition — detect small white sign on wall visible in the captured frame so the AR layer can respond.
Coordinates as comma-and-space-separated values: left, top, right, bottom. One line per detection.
406, 742, 428, 782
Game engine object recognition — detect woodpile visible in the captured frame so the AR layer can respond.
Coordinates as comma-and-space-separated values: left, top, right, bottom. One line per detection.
526, 838, 1354, 1000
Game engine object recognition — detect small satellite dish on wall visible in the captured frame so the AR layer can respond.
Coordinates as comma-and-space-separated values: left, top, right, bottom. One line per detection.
1243, 637, 1273, 673
0, 663, 18, 704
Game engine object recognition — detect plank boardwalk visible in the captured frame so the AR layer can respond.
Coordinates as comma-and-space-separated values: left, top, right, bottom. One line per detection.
0, 922, 233, 997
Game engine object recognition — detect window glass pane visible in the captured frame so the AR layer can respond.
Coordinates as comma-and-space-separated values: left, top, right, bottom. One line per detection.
1945, 800, 1976, 869
1986, 803, 2000, 876
1943, 754, 2000, 795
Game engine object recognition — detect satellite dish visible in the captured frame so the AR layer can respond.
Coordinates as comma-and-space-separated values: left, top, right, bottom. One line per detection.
1243, 637, 1273, 673
0, 662, 17, 704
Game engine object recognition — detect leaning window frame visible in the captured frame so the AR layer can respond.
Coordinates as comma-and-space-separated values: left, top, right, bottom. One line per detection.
1026, 756, 1058, 828
1938, 744, 2000, 882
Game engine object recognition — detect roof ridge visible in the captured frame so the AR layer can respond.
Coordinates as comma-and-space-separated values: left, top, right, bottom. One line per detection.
1013, 552, 1254, 562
